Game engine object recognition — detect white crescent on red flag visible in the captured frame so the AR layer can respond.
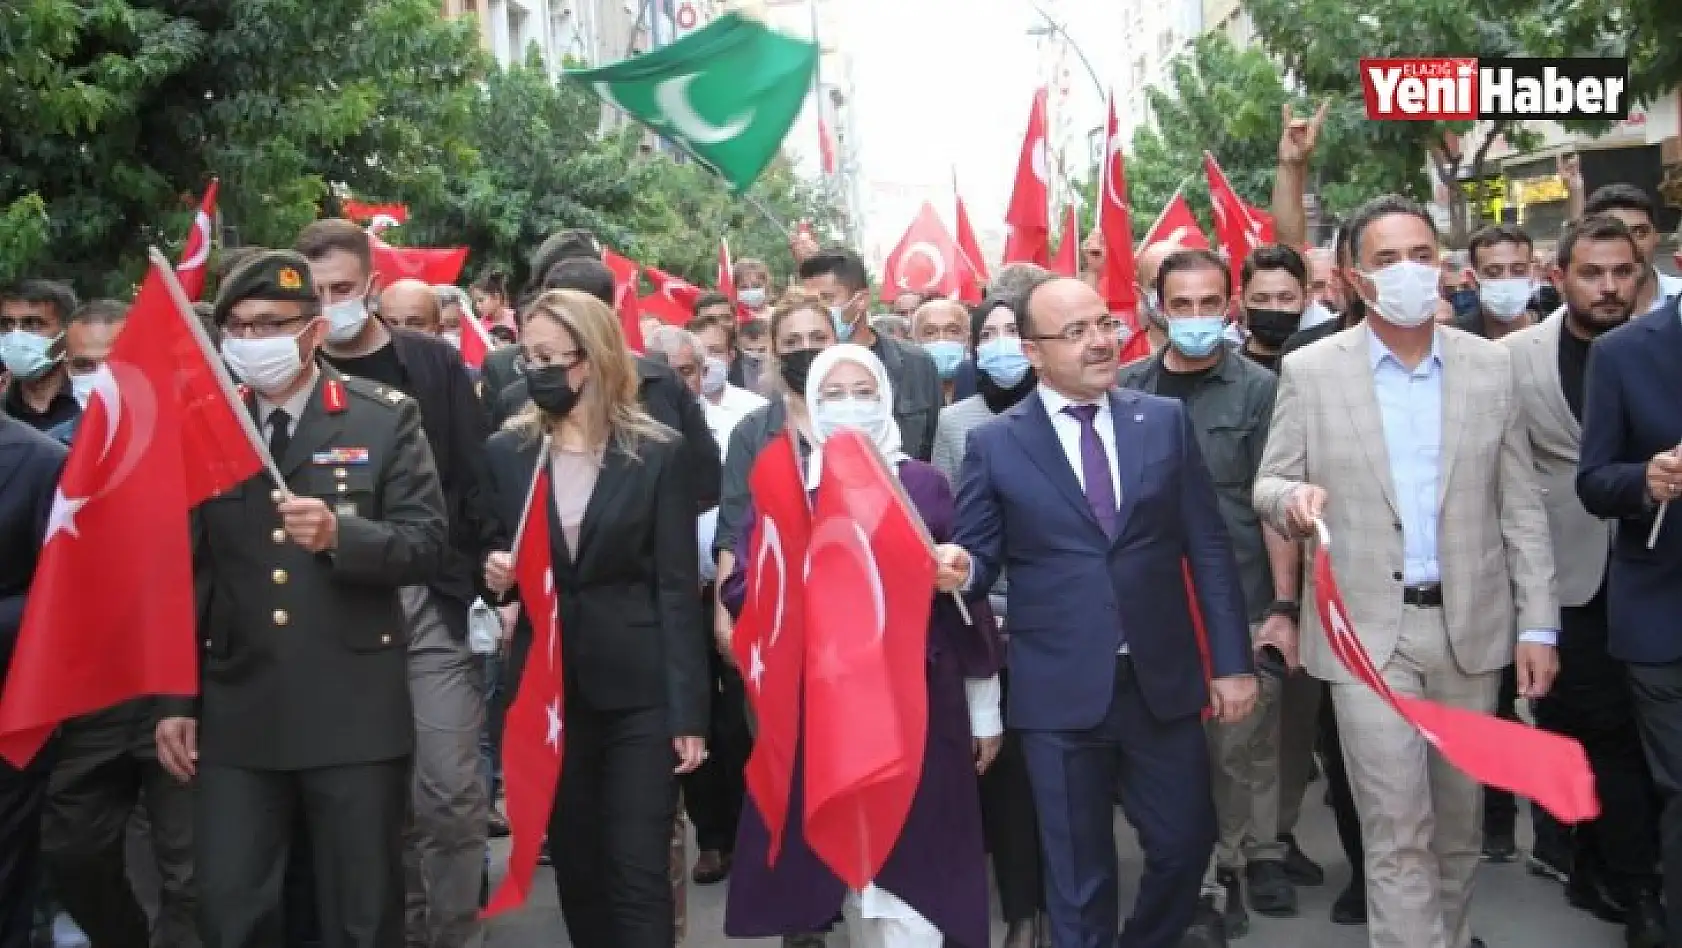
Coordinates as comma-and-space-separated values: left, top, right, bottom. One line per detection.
1141, 192, 1210, 251
1002, 89, 1051, 266
879, 202, 973, 301
175, 180, 219, 302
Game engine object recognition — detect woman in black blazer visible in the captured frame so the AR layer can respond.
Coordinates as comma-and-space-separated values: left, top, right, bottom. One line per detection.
483, 288, 708, 948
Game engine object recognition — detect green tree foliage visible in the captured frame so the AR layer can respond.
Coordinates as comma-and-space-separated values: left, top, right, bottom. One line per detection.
1090, 34, 1419, 246
1514, 0, 1681, 109
401, 53, 839, 292
1, 0, 486, 295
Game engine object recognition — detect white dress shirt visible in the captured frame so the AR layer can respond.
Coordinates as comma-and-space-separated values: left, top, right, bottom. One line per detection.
703, 383, 768, 466
1036, 383, 1122, 502
257, 368, 319, 445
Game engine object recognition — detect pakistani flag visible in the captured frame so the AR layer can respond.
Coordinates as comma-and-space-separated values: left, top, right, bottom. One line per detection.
565, 13, 818, 192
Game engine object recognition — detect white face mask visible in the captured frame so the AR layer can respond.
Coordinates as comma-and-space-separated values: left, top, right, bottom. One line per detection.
814, 396, 888, 443
1480, 277, 1534, 322
1360, 260, 1441, 329
222, 328, 308, 395
69, 370, 100, 408
700, 356, 729, 397
324, 297, 370, 344
738, 287, 767, 308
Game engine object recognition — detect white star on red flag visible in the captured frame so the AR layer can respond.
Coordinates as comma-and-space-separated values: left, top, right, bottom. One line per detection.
545, 699, 563, 749
44, 491, 88, 544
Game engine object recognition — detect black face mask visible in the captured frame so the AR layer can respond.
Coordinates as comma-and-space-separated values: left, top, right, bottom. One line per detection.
779, 347, 821, 393
1246, 308, 1302, 348
527, 365, 582, 418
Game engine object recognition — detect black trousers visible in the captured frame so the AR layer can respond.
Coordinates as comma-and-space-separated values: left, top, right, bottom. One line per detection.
1315, 683, 1365, 885
0, 747, 51, 948
552, 704, 678, 948
980, 667, 1044, 925
198, 759, 409, 948
42, 702, 199, 948
679, 587, 751, 855
1482, 665, 1522, 839
1625, 656, 1682, 942
1535, 587, 1658, 901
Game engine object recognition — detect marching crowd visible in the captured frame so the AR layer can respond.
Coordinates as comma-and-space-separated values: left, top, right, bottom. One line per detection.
3, 111, 1682, 948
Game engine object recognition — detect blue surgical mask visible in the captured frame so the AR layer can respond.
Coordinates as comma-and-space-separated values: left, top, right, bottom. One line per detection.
831, 305, 858, 342
976, 336, 1030, 387
922, 340, 965, 379
0, 330, 63, 381
1166, 317, 1226, 359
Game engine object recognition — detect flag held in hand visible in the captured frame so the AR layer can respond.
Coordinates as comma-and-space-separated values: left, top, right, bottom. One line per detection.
566, 13, 818, 192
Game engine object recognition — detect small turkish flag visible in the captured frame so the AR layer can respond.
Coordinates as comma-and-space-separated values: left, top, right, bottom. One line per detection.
484, 460, 566, 915
1141, 192, 1209, 251
1204, 151, 1269, 291
601, 249, 646, 353
0, 260, 264, 766
370, 233, 468, 286
644, 266, 704, 326
802, 429, 933, 889
1051, 204, 1080, 278
953, 189, 988, 304
879, 202, 974, 302
458, 312, 494, 370
734, 433, 811, 861
717, 237, 742, 315
175, 180, 219, 302
1002, 89, 1051, 266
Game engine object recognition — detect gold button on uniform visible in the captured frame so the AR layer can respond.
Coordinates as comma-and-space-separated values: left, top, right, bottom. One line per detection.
273, 609, 289, 626
336, 483, 348, 493
272, 528, 286, 544
203, 639, 212, 648
334, 468, 347, 479
380, 634, 392, 645
272, 569, 288, 585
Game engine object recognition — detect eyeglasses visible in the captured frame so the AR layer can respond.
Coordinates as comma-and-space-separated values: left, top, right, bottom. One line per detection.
1028, 317, 1123, 344
224, 316, 308, 339
516, 348, 584, 372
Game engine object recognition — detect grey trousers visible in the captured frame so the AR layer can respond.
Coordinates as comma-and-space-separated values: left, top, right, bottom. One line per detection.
399, 588, 488, 948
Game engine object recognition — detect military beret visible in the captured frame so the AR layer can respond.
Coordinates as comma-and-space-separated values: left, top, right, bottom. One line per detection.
212, 250, 317, 325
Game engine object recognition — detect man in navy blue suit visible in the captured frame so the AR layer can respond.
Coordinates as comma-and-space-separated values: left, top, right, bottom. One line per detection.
946, 274, 1256, 948
1576, 288, 1682, 943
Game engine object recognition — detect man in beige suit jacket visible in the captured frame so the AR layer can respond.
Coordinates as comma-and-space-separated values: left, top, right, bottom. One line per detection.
1499, 214, 1665, 944
1253, 195, 1558, 948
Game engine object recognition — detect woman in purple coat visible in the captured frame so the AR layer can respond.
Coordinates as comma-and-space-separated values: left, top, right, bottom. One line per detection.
720, 343, 1001, 948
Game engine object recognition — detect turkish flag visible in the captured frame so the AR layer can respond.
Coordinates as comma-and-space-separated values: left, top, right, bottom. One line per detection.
1248, 203, 1277, 244
601, 249, 646, 353
342, 199, 410, 229
484, 462, 566, 915
0, 261, 264, 765
175, 180, 219, 302
1051, 204, 1080, 278
645, 266, 704, 326
717, 238, 740, 311
953, 190, 988, 304
458, 312, 494, 370
735, 433, 812, 861
818, 113, 838, 176
1141, 192, 1209, 251
1204, 152, 1269, 290
1311, 536, 1598, 823
370, 233, 468, 286
879, 202, 973, 301
1002, 89, 1050, 266
802, 429, 933, 888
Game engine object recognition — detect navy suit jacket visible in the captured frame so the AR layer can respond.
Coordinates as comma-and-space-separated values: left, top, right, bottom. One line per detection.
954, 387, 1252, 730
0, 413, 67, 687
1576, 297, 1682, 664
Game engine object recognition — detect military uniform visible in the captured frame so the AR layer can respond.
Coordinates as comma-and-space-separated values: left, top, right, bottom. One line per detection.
163, 252, 448, 948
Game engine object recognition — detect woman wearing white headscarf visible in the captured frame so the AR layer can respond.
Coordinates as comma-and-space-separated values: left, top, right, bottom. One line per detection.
720, 344, 1002, 948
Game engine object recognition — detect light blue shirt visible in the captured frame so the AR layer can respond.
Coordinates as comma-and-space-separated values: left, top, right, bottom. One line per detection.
1653, 270, 1682, 315
1369, 333, 1444, 585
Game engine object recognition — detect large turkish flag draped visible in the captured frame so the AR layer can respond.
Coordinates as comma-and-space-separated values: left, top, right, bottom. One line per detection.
370, 231, 469, 286
484, 461, 566, 915
953, 188, 988, 304
0, 261, 263, 765
735, 434, 812, 861
1140, 191, 1209, 251
644, 266, 704, 326
801, 430, 934, 889
879, 202, 973, 302
175, 180, 219, 302
601, 249, 647, 353
1002, 89, 1050, 266
1204, 151, 1270, 291
1311, 529, 1598, 823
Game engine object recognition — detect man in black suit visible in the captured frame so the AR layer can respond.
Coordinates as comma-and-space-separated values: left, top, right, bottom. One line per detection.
0, 412, 66, 948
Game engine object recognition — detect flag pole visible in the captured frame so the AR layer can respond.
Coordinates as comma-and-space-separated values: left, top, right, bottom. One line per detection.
1136, 174, 1193, 254
508, 435, 552, 571
146, 247, 288, 496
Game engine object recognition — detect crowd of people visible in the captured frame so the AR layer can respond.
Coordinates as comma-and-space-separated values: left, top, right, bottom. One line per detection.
2, 114, 1682, 948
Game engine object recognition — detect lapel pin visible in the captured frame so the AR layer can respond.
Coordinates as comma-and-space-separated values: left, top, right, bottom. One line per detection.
1133, 413, 1144, 422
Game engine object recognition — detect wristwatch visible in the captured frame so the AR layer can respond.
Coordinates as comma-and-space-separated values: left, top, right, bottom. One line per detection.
1266, 599, 1301, 622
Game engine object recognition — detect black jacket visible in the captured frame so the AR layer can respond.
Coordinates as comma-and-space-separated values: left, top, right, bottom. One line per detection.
484, 428, 708, 737
0, 414, 66, 684
373, 328, 498, 613
494, 356, 721, 513
480, 345, 523, 427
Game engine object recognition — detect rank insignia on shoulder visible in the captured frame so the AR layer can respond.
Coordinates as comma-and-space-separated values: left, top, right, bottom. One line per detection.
312, 448, 370, 465
322, 379, 347, 414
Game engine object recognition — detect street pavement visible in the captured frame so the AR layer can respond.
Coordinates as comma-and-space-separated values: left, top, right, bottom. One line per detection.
484, 788, 1626, 947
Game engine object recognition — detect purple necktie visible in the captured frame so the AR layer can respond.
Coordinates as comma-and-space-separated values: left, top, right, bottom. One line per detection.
1064, 404, 1117, 537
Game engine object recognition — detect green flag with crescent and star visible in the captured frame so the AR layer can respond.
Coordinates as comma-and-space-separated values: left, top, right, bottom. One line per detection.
564, 13, 818, 192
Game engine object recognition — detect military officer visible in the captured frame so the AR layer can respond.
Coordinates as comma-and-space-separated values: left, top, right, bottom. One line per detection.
154, 250, 448, 948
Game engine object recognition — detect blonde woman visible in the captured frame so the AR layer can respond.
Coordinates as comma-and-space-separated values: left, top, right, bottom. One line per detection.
482, 289, 708, 948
